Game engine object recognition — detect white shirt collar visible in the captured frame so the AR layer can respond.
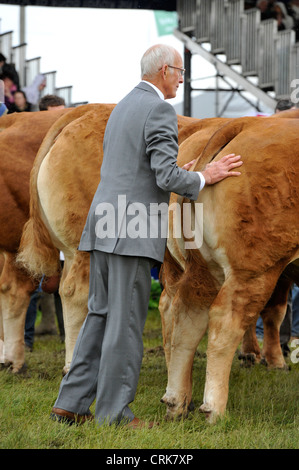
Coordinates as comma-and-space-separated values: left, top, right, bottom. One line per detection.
141, 80, 165, 100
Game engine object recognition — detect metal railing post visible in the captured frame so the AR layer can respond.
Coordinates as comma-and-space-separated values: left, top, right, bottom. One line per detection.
184, 47, 192, 116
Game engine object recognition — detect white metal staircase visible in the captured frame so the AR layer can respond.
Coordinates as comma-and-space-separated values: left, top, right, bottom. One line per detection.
176, 0, 299, 114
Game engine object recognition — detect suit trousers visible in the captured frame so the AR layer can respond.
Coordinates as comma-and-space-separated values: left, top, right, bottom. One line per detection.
53, 250, 154, 425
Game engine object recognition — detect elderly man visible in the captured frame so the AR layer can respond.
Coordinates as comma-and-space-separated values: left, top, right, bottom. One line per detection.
51, 44, 242, 429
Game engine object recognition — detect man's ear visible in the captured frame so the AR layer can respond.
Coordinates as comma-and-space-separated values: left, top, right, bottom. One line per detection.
161, 64, 168, 80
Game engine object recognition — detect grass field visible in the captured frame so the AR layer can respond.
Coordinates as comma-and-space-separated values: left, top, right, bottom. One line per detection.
1, 284, 299, 451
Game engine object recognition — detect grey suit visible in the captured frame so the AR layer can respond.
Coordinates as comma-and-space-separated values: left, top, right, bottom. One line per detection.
53, 82, 201, 425
79, 81, 200, 262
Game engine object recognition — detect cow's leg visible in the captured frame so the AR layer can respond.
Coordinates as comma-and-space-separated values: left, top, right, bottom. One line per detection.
59, 251, 90, 375
239, 323, 262, 366
159, 249, 184, 369
0, 294, 4, 367
239, 276, 291, 369
160, 291, 209, 420
159, 287, 174, 369
0, 255, 4, 366
200, 271, 280, 423
0, 253, 36, 373
260, 276, 291, 369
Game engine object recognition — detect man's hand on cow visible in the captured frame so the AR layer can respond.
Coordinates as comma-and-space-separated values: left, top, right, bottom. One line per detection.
201, 153, 243, 185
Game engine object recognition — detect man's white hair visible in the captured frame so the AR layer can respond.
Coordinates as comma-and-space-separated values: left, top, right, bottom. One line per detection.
140, 44, 177, 78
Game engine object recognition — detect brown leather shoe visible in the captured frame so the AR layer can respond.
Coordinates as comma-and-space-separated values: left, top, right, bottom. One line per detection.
50, 407, 94, 426
125, 417, 157, 429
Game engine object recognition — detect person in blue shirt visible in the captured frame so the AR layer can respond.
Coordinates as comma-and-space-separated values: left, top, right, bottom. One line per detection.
0, 101, 7, 116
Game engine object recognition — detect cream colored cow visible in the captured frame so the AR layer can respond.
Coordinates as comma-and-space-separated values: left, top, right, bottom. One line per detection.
160, 111, 299, 422
0, 106, 109, 373
17, 105, 230, 374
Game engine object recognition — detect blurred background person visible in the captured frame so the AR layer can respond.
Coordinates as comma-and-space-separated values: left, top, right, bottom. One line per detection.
275, 98, 296, 112
8, 90, 32, 113
273, 2, 295, 30
0, 52, 20, 88
39, 94, 65, 110
22, 73, 46, 111
0, 53, 6, 74
0, 71, 18, 111
0, 77, 8, 116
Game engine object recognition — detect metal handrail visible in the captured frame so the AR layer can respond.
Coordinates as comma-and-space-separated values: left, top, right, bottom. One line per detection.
177, 0, 196, 33
275, 29, 296, 99
41, 71, 57, 96
241, 8, 260, 76
210, 0, 227, 54
258, 19, 277, 90
0, 31, 13, 61
25, 56, 41, 86
55, 85, 72, 107
12, 43, 27, 87
225, 0, 244, 65
195, 0, 211, 43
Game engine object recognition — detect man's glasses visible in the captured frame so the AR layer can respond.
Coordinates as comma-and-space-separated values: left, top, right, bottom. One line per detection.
167, 65, 186, 76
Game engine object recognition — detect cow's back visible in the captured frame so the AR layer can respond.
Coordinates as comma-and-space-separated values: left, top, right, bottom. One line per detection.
0, 109, 70, 252
195, 117, 299, 273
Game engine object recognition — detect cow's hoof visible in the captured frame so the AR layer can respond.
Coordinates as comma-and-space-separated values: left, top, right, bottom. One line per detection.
267, 362, 289, 371
2, 359, 13, 370
238, 352, 259, 367
199, 403, 218, 424
13, 363, 28, 375
62, 365, 70, 376
261, 356, 289, 370
9, 362, 29, 376
161, 393, 189, 421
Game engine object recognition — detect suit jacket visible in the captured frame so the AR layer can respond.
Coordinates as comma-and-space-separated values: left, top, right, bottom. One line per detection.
78, 81, 200, 263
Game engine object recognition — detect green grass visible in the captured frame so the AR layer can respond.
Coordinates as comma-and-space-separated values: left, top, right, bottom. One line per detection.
1, 293, 299, 449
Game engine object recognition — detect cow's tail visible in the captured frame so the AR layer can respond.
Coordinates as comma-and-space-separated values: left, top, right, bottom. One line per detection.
193, 116, 255, 170
17, 104, 100, 280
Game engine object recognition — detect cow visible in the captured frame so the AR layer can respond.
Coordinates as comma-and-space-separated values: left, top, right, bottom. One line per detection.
17, 105, 299, 422
159, 110, 299, 422
0, 105, 104, 373
17, 104, 232, 375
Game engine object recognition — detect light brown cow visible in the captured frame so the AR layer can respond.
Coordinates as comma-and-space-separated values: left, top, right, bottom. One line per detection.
0, 109, 71, 372
17, 105, 299, 423
0, 106, 106, 373
17, 105, 232, 375
160, 111, 299, 422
